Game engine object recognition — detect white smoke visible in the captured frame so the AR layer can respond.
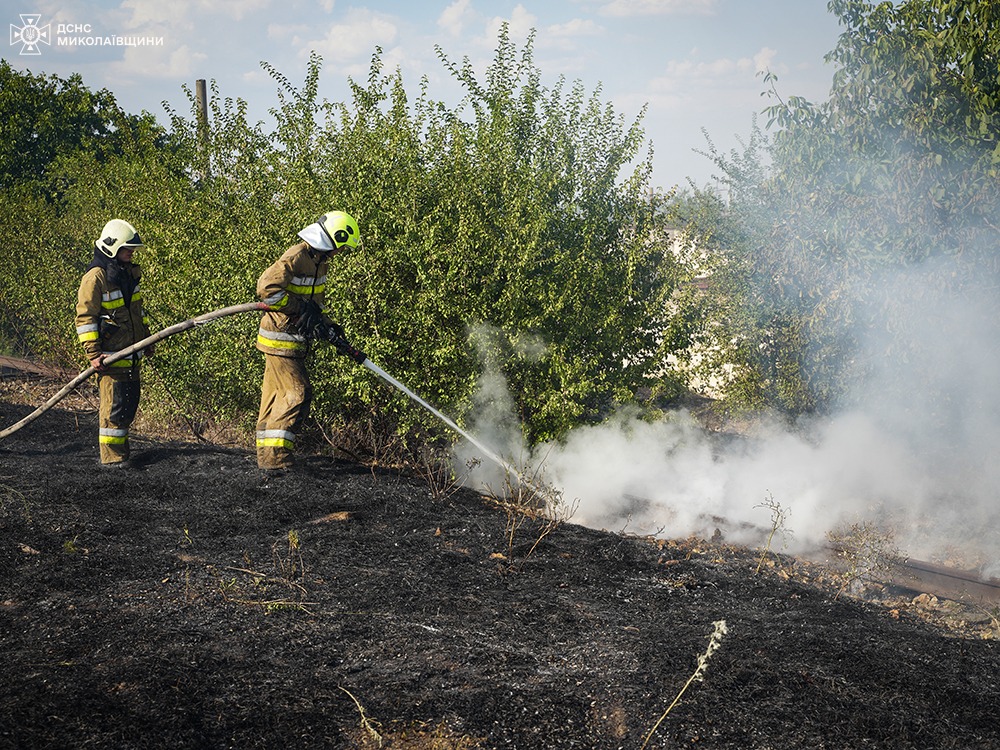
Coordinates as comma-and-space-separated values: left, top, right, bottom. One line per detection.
454, 256, 1000, 573
453, 324, 529, 493
540, 406, 957, 550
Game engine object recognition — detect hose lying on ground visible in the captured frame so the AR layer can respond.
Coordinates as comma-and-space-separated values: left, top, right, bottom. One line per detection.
0, 302, 268, 440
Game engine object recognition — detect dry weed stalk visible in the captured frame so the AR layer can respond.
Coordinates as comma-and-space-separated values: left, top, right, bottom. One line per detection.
827, 520, 904, 600
641, 619, 729, 749
218, 543, 313, 613
339, 686, 384, 748
754, 492, 792, 574
414, 445, 481, 501
486, 459, 577, 570
314, 409, 408, 471
0, 481, 31, 522
217, 570, 315, 613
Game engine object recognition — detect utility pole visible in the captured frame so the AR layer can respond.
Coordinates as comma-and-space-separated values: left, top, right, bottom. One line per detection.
195, 78, 210, 181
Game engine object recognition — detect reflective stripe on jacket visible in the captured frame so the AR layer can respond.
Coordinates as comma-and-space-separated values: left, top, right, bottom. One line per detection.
256, 242, 330, 358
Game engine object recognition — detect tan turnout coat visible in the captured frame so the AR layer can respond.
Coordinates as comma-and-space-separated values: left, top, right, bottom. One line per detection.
75, 262, 151, 372
255, 242, 330, 358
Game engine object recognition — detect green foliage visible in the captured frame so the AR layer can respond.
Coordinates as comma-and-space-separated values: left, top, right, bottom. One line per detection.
0, 61, 169, 363
677, 0, 1000, 415
0, 59, 164, 190
0, 30, 682, 447
767, 0, 1000, 257
303, 29, 681, 441
0, 185, 77, 360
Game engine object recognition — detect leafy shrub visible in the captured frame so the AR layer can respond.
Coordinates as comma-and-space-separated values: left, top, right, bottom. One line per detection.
0, 27, 682, 449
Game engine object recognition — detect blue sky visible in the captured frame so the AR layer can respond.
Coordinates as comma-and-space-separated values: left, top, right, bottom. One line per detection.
5, 0, 844, 188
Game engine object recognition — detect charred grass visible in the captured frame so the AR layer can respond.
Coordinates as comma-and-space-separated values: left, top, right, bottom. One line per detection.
1, 385, 999, 749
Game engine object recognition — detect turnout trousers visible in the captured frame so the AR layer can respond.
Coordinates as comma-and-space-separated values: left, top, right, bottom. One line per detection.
256, 354, 312, 469
98, 369, 141, 464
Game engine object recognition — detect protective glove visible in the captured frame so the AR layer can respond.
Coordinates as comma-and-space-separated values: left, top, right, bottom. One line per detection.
324, 324, 367, 364
327, 320, 347, 341
297, 299, 327, 340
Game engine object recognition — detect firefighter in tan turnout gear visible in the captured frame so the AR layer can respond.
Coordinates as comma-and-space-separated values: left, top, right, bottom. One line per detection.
255, 211, 364, 475
75, 219, 154, 468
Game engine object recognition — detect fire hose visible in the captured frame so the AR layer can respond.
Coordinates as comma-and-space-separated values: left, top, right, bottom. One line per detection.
0, 301, 533, 494
0, 302, 268, 440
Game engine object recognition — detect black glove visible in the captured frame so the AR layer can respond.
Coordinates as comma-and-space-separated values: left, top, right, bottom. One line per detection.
324, 324, 367, 364
297, 299, 327, 340
327, 320, 347, 341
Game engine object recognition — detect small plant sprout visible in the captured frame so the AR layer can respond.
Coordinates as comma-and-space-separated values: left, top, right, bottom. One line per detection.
62, 536, 80, 555
272, 528, 305, 581
754, 492, 792, 574
642, 619, 729, 749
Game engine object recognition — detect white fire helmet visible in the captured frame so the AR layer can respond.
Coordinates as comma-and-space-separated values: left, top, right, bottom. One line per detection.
95, 219, 145, 258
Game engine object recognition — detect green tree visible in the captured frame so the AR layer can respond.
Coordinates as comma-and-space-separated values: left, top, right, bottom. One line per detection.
0, 59, 163, 189
312, 28, 682, 441
686, 0, 1000, 415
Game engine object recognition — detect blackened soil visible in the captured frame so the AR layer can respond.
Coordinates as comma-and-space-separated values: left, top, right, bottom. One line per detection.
1, 399, 999, 749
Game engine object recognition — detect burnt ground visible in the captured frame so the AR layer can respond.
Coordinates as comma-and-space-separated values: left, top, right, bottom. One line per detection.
1, 386, 1000, 749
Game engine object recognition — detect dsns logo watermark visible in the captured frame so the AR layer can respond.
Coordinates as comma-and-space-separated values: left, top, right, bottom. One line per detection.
8, 13, 163, 55
9, 14, 50, 55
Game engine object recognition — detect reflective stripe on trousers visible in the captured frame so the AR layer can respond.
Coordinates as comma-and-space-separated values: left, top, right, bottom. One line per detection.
256, 354, 312, 469
100, 427, 128, 445
98, 373, 140, 464
256, 429, 296, 450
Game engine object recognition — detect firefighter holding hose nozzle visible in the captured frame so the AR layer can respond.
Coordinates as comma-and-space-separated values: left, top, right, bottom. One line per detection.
254, 211, 366, 478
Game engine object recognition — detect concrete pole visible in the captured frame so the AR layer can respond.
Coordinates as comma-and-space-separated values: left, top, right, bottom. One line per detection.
195, 79, 210, 180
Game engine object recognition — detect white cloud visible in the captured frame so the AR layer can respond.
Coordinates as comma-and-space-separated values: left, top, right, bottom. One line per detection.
373, 45, 409, 77
267, 22, 309, 41
753, 47, 778, 74
484, 3, 537, 46
660, 57, 751, 81
548, 17, 603, 42
549, 18, 603, 37
438, 0, 473, 38
303, 8, 398, 63
110, 42, 208, 80
464, 7, 603, 57
650, 47, 785, 95
118, 0, 190, 28
241, 68, 273, 85
600, 0, 717, 17
195, 0, 272, 22
118, 0, 270, 26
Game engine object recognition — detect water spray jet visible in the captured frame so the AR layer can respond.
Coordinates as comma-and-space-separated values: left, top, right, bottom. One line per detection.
361, 359, 544, 497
